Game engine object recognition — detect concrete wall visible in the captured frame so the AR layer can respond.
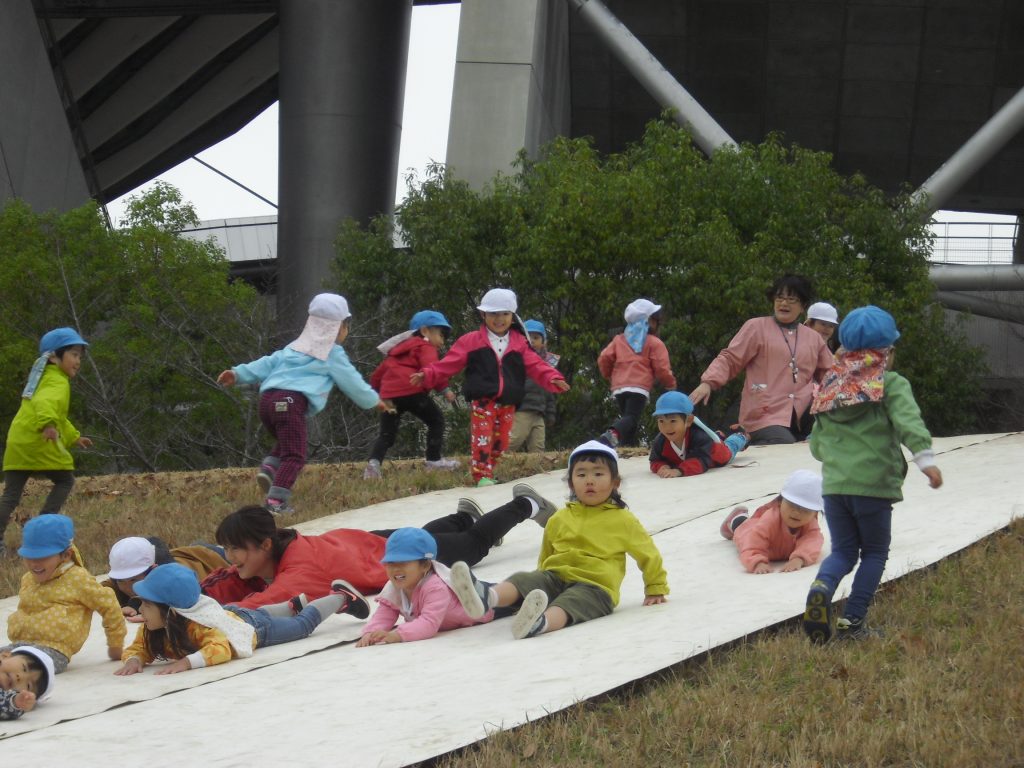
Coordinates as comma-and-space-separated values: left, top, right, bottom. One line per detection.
0, 1, 90, 212
446, 0, 570, 189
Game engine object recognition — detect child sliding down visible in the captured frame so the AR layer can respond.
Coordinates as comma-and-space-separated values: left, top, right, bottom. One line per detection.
0, 646, 54, 721
115, 564, 368, 675
450, 441, 668, 640
357, 528, 494, 646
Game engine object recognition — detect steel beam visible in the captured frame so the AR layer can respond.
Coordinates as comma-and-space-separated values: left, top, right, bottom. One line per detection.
935, 291, 1024, 326
567, 0, 735, 156
929, 264, 1024, 292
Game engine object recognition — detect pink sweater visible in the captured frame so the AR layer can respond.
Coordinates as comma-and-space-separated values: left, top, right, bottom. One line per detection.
362, 567, 492, 642
733, 498, 824, 573
700, 317, 833, 433
597, 334, 676, 394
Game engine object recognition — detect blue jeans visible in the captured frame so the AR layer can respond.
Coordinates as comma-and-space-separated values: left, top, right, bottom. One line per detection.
814, 494, 894, 622
226, 604, 323, 648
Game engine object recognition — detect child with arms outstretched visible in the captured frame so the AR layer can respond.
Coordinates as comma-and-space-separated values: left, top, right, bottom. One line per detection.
115, 563, 368, 676
218, 293, 391, 513
720, 469, 824, 574
357, 527, 495, 646
450, 441, 668, 640
411, 289, 569, 487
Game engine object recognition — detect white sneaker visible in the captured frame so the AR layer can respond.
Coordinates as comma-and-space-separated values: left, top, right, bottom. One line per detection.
450, 561, 491, 619
511, 589, 549, 639
363, 460, 382, 480
424, 457, 459, 471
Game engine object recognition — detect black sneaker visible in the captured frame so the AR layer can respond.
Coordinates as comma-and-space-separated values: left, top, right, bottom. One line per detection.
597, 429, 620, 448
512, 483, 558, 528
803, 579, 834, 644
836, 616, 884, 640
288, 593, 309, 614
330, 579, 370, 620
456, 497, 484, 522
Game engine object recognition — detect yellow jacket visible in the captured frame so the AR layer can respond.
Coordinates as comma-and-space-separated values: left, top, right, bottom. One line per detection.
8, 557, 126, 659
539, 500, 669, 606
3, 365, 81, 471
123, 612, 257, 668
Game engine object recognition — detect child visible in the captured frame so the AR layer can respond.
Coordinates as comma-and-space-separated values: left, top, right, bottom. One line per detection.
105, 536, 230, 617
720, 469, 824, 574
648, 392, 748, 477
411, 288, 569, 487
218, 293, 391, 513
364, 310, 459, 479
597, 299, 676, 447
5, 514, 125, 673
1, 327, 93, 558
0, 645, 54, 721
449, 441, 669, 640
356, 528, 493, 646
806, 302, 840, 353
508, 319, 560, 453
803, 306, 943, 643
114, 563, 368, 676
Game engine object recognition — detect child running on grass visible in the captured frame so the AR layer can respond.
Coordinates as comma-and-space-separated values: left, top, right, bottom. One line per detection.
450, 440, 668, 640
0, 646, 54, 720
1, 327, 93, 558
648, 391, 748, 477
4, 514, 125, 673
115, 563, 368, 676
803, 306, 943, 642
218, 293, 392, 514
356, 528, 495, 646
411, 288, 569, 487
364, 310, 459, 479
720, 469, 824, 574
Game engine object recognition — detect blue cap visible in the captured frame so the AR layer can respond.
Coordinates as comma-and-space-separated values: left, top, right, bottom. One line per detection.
839, 305, 900, 351
569, 440, 618, 467
408, 310, 451, 332
39, 327, 88, 355
382, 528, 437, 563
653, 391, 694, 416
18, 514, 74, 559
133, 563, 201, 609
524, 319, 546, 339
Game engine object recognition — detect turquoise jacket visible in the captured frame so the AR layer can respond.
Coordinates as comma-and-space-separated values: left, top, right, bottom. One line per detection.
3, 365, 80, 471
809, 372, 932, 501
232, 345, 379, 415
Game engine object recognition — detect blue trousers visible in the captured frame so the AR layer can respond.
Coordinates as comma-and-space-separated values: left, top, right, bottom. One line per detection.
227, 604, 323, 648
814, 494, 893, 622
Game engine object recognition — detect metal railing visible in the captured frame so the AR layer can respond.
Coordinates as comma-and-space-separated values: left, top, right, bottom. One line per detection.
928, 220, 1017, 265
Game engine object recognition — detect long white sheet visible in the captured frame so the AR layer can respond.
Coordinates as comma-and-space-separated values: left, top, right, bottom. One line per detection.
2, 433, 1020, 766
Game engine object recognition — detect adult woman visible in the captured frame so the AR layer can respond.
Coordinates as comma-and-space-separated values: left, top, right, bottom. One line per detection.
689, 275, 833, 445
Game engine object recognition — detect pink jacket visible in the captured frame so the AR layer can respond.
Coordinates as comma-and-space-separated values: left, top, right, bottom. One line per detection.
700, 317, 833, 433
597, 334, 676, 394
362, 566, 492, 642
733, 498, 823, 573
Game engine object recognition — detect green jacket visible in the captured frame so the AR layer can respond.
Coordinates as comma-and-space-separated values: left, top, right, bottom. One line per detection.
809, 372, 932, 501
3, 365, 81, 471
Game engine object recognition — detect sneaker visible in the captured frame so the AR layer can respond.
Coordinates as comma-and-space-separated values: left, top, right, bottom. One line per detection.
363, 460, 382, 480
511, 589, 549, 639
265, 498, 295, 516
456, 497, 484, 522
476, 477, 497, 488
836, 616, 884, 640
256, 464, 276, 494
719, 506, 749, 540
288, 593, 309, 614
803, 579, 835, 644
597, 429, 620, 448
449, 561, 493, 619
330, 579, 370, 620
424, 457, 459, 472
512, 483, 558, 528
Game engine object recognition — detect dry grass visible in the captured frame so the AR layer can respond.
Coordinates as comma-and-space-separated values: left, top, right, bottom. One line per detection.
431, 518, 1024, 768
3, 455, 1019, 767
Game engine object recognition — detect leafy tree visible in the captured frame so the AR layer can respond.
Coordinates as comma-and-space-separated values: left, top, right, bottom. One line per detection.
333, 119, 984, 443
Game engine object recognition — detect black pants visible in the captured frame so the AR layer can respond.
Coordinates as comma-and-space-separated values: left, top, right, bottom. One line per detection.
370, 497, 532, 567
369, 392, 446, 462
611, 392, 648, 446
0, 470, 75, 538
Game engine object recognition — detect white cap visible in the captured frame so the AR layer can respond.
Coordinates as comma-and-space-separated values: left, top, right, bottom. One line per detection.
10, 646, 56, 701
477, 288, 518, 313
108, 537, 157, 580
806, 302, 838, 325
569, 439, 618, 466
308, 293, 351, 322
624, 299, 662, 324
780, 469, 824, 511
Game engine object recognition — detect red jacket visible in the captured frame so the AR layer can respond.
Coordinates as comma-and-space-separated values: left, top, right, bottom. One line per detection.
202, 529, 389, 608
370, 337, 449, 399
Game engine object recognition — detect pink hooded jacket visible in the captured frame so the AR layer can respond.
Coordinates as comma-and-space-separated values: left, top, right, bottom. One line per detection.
733, 498, 823, 573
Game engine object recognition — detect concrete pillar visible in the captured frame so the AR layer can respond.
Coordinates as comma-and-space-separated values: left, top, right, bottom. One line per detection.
278, 0, 412, 332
